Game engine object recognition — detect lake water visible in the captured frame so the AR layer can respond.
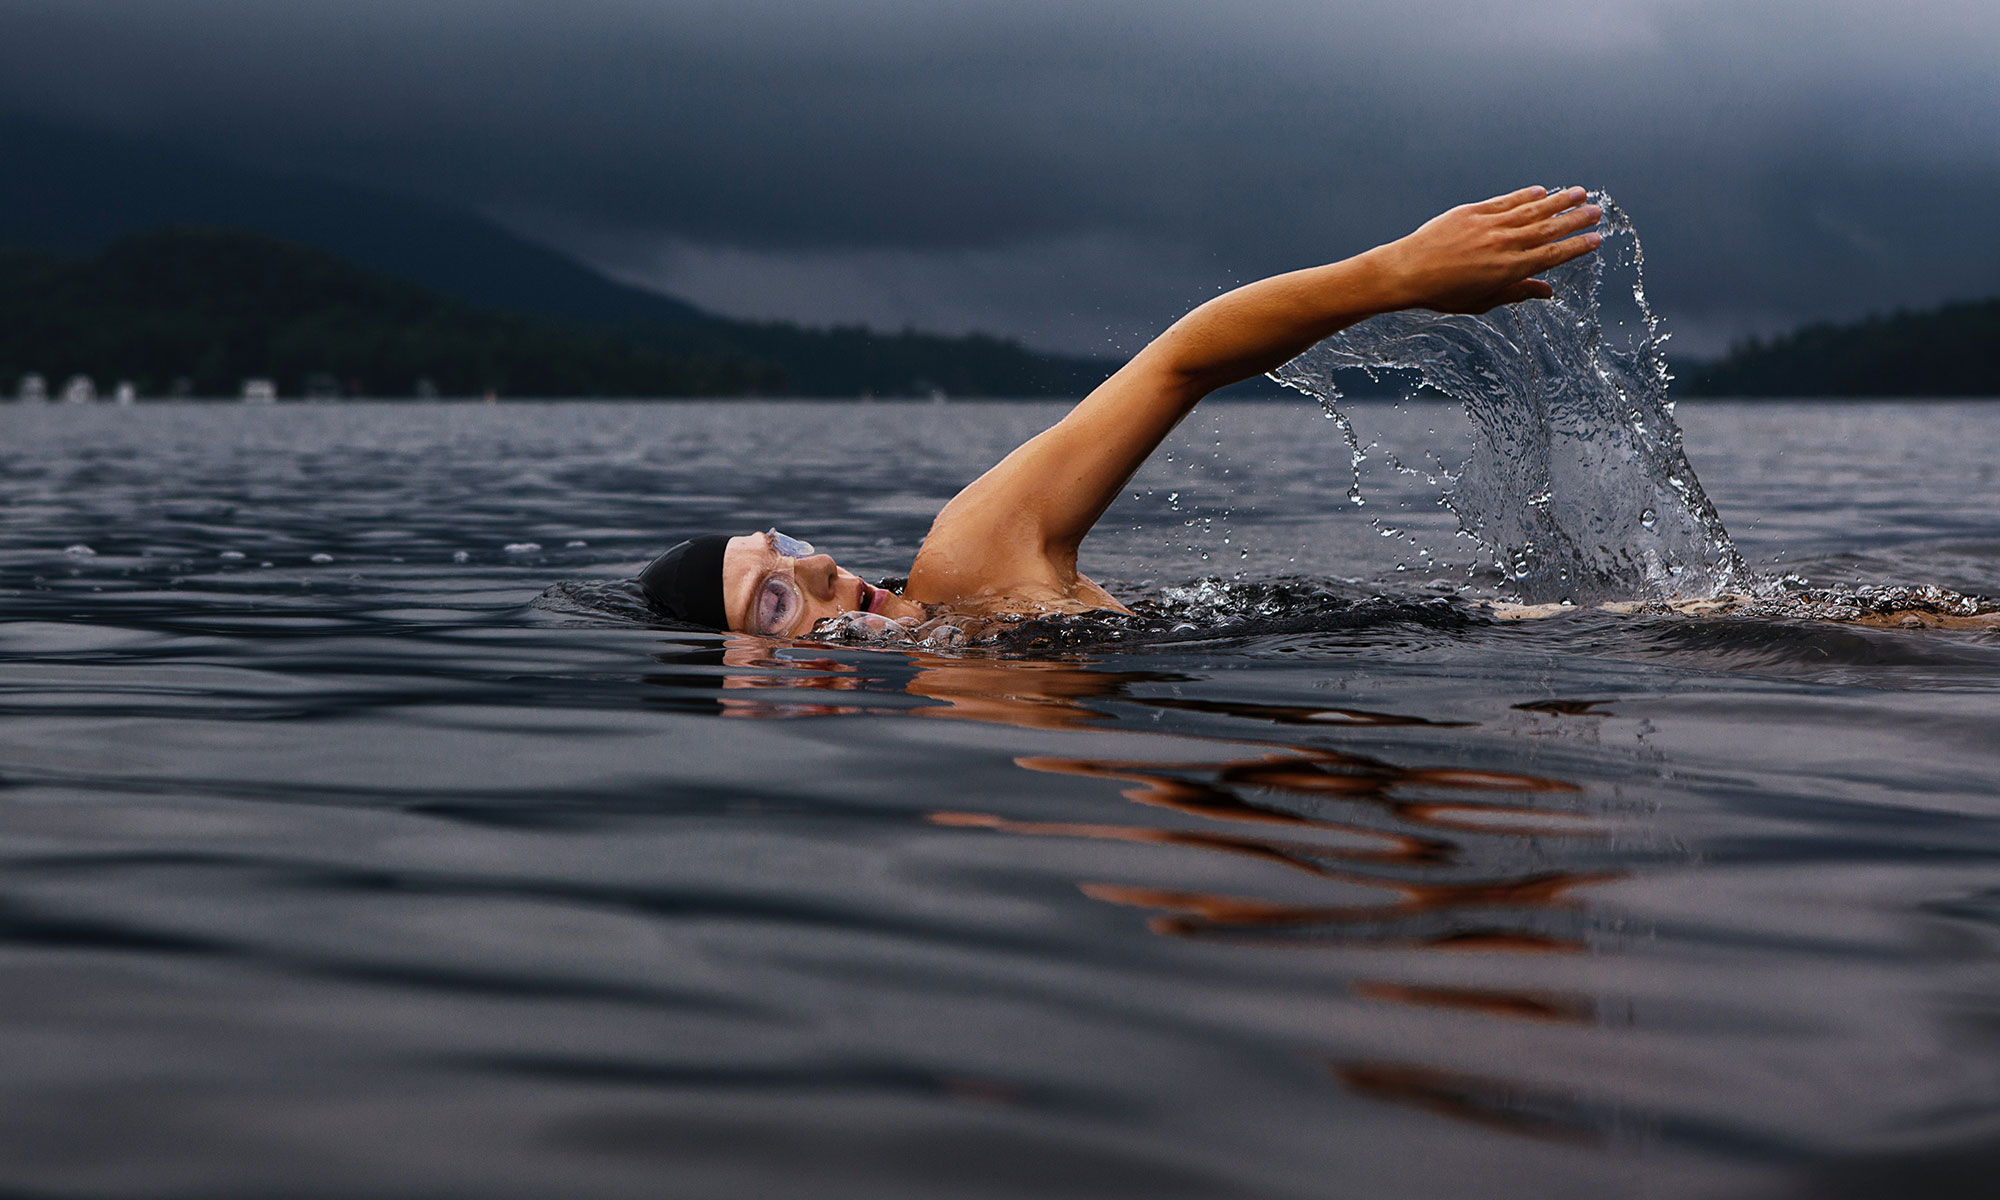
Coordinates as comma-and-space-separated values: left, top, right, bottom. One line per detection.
3, 397, 1999, 1198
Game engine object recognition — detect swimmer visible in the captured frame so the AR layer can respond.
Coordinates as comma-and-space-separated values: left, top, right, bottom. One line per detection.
640, 186, 1606, 635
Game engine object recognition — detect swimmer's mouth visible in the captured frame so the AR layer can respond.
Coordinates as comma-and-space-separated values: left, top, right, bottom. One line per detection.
857, 582, 877, 613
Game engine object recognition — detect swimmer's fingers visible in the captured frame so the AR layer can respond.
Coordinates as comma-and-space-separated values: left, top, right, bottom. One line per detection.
1476, 235, 1595, 310
1510, 186, 1591, 224
1477, 185, 1551, 214
1520, 202, 1603, 249
1530, 229, 1603, 272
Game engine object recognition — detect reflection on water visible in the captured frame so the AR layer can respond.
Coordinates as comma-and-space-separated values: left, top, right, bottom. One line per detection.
1333, 1060, 1614, 1147
1003, 749, 1605, 946
686, 634, 1628, 1143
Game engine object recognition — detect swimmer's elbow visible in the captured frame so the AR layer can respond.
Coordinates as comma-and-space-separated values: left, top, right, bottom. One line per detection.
1143, 308, 1307, 399
1125, 337, 1231, 408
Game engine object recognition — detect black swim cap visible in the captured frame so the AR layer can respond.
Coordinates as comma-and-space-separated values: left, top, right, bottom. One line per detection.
637, 534, 733, 630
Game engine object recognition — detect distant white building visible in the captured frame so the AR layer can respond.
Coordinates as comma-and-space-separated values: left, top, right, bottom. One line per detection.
242, 379, 277, 403
16, 374, 47, 403
61, 375, 96, 403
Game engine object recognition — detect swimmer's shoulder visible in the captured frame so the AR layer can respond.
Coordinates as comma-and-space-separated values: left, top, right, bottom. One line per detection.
907, 574, 1130, 619
904, 498, 1060, 608
903, 468, 1134, 616
905, 531, 1130, 617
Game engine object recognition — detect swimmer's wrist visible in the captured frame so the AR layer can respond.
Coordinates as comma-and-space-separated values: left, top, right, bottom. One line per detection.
1355, 240, 1425, 314
1267, 248, 1406, 330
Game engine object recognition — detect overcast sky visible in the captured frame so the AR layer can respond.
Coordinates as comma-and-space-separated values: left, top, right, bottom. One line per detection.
3, 0, 1996, 355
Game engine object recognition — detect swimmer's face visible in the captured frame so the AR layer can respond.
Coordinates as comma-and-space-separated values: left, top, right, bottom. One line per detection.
722, 530, 922, 636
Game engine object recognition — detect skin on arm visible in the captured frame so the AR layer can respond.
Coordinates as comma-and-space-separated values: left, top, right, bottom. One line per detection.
904, 186, 1605, 612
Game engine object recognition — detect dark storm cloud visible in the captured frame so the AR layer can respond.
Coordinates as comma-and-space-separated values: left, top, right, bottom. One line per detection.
3, 1, 1996, 353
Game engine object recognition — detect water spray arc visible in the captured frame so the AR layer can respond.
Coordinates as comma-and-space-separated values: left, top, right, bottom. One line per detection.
1274, 193, 1747, 605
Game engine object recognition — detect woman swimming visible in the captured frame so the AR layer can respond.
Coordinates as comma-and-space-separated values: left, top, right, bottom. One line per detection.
639, 186, 1606, 635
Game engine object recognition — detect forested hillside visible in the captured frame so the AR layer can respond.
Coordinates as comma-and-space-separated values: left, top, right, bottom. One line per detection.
1683, 298, 2000, 397
0, 230, 1106, 398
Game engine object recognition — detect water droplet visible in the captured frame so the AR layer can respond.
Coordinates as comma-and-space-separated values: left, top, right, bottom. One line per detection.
1266, 189, 1744, 604
452, 550, 470, 564
309, 552, 334, 564
220, 550, 245, 560
1640, 508, 1657, 529
63, 544, 95, 557
503, 542, 541, 554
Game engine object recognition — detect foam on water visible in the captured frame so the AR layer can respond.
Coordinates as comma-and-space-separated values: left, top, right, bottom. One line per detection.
541, 576, 1480, 653
1272, 193, 1749, 605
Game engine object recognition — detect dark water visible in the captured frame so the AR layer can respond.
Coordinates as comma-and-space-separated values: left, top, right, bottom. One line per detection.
3, 398, 1999, 1199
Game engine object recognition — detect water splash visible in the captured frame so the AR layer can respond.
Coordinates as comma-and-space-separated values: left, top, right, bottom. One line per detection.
1272, 192, 1748, 605
801, 578, 1480, 652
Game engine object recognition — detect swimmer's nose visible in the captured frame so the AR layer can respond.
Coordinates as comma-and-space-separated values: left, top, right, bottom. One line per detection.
797, 553, 841, 599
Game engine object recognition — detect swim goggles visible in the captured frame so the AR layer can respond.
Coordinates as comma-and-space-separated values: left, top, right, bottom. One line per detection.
750, 530, 819, 635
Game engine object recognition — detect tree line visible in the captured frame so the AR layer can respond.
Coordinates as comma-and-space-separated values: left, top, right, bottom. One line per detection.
1681, 298, 2000, 397
0, 228, 1110, 399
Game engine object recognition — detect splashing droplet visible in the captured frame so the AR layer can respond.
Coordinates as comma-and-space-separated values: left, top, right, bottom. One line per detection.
1271, 191, 1745, 604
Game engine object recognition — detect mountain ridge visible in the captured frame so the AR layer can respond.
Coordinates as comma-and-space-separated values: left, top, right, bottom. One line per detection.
0, 118, 715, 328
0, 118, 1112, 396
0, 228, 780, 397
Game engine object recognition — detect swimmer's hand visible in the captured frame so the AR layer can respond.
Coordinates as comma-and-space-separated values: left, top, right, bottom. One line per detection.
1373, 186, 1602, 315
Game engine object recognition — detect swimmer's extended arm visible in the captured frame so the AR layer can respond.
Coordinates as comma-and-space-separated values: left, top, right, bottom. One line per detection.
919, 187, 1601, 584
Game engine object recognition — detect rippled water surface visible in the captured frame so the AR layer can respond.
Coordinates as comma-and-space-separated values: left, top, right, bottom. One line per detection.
4, 398, 1999, 1199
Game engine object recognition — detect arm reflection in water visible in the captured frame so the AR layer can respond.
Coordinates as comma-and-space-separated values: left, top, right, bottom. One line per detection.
964, 751, 1612, 952
680, 633, 1632, 1144
704, 632, 1169, 730
694, 633, 1617, 955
